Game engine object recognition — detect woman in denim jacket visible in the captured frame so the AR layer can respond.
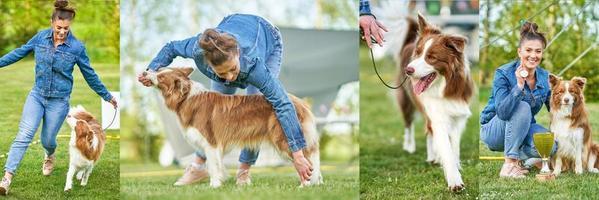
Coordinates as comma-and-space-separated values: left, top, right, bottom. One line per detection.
0, 1, 117, 195
480, 21, 555, 178
138, 14, 313, 186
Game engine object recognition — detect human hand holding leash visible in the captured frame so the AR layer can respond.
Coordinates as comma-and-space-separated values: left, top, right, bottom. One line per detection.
292, 150, 313, 184
108, 97, 118, 109
359, 15, 387, 48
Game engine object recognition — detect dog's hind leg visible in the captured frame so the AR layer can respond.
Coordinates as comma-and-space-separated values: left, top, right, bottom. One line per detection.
588, 151, 599, 173
398, 92, 416, 154
81, 165, 94, 186
76, 170, 84, 181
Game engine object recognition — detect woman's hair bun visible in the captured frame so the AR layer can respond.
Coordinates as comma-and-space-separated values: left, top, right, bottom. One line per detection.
520, 21, 539, 36
54, 0, 69, 9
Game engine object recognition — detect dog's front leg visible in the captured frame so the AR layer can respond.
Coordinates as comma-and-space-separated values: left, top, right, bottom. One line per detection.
432, 121, 464, 192
553, 156, 563, 176
204, 146, 223, 188
450, 117, 467, 170
64, 164, 76, 191
81, 165, 94, 186
575, 147, 584, 174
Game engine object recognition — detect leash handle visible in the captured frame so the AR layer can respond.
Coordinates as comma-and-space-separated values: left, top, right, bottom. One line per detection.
369, 48, 407, 89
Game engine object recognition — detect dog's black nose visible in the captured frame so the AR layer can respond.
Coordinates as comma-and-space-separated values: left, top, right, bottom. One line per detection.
142, 71, 148, 76
564, 98, 570, 104
406, 66, 415, 75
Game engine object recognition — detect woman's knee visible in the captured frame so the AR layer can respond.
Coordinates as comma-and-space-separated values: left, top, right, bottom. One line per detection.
511, 101, 532, 123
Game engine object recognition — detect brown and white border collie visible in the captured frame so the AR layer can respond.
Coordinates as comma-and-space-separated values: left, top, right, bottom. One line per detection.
64, 105, 106, 191
395, 14, 473, 192
549, 74, 599, 175
143, 67, 322, 188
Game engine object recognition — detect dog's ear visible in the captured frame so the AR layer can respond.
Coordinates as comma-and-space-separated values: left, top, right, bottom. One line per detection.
175, 78, 190, 96
571, 77, 586, 90
445, 35, 467, 53
180, 67, 194, 77
549, 74, 560, 88
417, 12, 429, 32
75, 121, 89, 137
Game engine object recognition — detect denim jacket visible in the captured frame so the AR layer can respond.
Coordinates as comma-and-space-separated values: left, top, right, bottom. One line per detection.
359, 0, 373, 16
0, 29, 113, 101
480, 60, 551, 125
147, 14, 306, 152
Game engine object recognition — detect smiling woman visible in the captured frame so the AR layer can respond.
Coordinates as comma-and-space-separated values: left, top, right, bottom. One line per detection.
480, 21, 554, 179
0, 0, 118, 197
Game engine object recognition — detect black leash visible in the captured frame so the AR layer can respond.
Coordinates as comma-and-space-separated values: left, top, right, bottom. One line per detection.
369, 47, 408, 89
102, 107, 118, 132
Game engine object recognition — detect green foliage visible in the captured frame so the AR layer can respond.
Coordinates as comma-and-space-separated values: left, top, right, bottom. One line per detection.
480, 0, 599, 101
0, 0, 120, 63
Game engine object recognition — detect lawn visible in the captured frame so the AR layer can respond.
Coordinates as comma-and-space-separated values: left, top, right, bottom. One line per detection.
358, 48, 480, 199
478, 86, 599, 199
120, 163, 358, 200
0, 60, 119, 199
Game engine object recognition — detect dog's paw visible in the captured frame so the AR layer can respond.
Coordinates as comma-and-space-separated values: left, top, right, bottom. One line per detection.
575, 167, 583, 174
448, 184, 465, 193
209, 180, 222, 188
552, 171, 561, 176
76, 171, 84, 180
64, 187, 71, 192
403, 141, 416, 154
589, 168, 599, 173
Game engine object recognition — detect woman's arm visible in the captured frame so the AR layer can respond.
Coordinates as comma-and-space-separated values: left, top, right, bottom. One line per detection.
249, 63, 306, 152
147, 35, 199, 71
0, 33, 38, 68
493, 69, 525, 120
76, 46, 113, 101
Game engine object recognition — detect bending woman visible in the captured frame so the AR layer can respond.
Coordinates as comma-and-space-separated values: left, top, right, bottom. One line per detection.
137, 14, 313, 186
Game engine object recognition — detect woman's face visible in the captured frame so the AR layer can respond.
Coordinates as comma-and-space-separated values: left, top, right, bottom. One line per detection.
210, 53, 240, 82
51, 19, 71, 41
517, 40, 544, 70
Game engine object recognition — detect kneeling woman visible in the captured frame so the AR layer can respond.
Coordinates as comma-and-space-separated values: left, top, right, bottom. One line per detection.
480, 21, 555, 178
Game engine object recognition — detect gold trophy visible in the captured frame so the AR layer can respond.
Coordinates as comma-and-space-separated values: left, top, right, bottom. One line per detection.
533, 132, 556, 181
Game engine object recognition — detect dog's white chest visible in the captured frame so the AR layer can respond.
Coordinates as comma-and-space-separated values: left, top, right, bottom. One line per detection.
552, 117, 583, 158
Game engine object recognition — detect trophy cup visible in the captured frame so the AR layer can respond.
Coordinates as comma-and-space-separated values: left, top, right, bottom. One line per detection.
533, 132, 556, 181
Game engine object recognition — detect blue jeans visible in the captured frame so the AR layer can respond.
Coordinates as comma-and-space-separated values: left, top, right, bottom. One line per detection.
195, 34, 283, 165
481, 101, 556, 160
4, 91, 69, 174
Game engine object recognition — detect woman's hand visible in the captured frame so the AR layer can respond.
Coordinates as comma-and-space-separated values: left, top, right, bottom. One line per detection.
359, 15, 388, 48
515, 65, 526, 90
292, 150, 313, 183
137, 72, 153, 87
108, 97, 118, 109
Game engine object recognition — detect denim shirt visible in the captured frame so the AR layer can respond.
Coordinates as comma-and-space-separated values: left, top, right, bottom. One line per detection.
147, 14, 306, 152
0, 29, 113, 101
359, 0, 372, 15
480, 60, 551, 125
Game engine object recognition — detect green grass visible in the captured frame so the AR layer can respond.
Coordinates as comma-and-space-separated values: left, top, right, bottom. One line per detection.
120, 163, 358, 200
359, 48, 479, 199
0, 60, 119, 199
478, 87, 599, 199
